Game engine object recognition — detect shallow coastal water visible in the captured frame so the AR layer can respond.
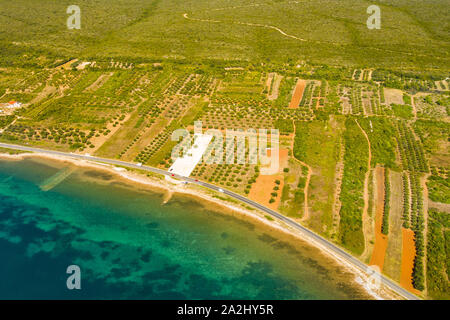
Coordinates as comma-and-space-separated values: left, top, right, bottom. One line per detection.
0, 157, 372, 299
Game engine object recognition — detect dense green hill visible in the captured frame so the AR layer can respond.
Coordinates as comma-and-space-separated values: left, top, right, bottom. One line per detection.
0, 0, 448, 71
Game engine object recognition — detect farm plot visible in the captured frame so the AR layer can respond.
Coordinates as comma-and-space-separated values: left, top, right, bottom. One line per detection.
311, 80, 327, 109
414, 94, 449, 120
247, 147, 288, 209
198, 101, 274, 130
0, 123, 99, 152
189, 137, 261, 195
426, 209, 450, 300
383, 170, 405, 282
400, 227, 421, 295
337, 83, 368, 115
249, 174, 284, 211
298, 81, 315, 110
426, 173, 450, 205
391, 104, 413, 119
384, 88, 404, 106
434, 79, 449, 92
266, 73, 282, 101
216, 71, 265, 98
279, 158, 308, 219
392, 119, 429, 292
360, 85, 380, 115
135, 98, 207, 166
352, 69, 363, 81
413, 120, 450, 167
0, 68, 150, 152
132, 97, 198, 163
84, 72, 114, 92
395, 121, 428, 173
402, 172, 426, 292
192, 162, 260, 195
95, 69, 212, 160
338, 118, 369, 255
289, 79, 306, 109
293, 118, 344, 238
0, 68, 50, 96
337, 86, 352, 115
372, 70, 438, 92
369, 166, 388, 270
275, 77, 297, 108
179, 74, 217, 96
358, 117, 397, 169
0, 115, 15, 129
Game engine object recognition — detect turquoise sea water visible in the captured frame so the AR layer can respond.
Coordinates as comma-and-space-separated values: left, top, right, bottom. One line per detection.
0, 157, 371, 299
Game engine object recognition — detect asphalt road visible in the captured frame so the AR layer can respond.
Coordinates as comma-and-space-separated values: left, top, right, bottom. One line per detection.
0, 142, 420, 300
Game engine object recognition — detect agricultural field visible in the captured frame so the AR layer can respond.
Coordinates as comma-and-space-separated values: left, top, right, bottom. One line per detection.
426, 209, 450, 300
0, 56, 448, 296
338, 118, 368, 255
0, 0, 448, 300
415, 94, 449, 119
292, 117, 344, 239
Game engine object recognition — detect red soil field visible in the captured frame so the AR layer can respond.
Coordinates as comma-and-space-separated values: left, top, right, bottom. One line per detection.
248, 148, 288, 210
289, 79, 306, 109
267, 148, 289, 170
248, 174, 284, 210
400, 228, 421, 295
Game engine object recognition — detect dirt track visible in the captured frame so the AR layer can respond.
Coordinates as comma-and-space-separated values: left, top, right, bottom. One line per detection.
183, 8, 308, 42
356, 119, 373, 261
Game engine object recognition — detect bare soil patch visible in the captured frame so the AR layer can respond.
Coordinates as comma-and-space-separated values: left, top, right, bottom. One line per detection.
249, 148, 288, 210
289, 79, 306, 109
85, 72, 114, 92
268, 73, 282, 101
278, 148, 289, 170
28, 85, 56, 106
87, 114, 131, 154
249, 174, 284, 211
428, 200, 450, 213
265, 73, 274, 95
400, 228, 421, 295
384, 88, 404, 105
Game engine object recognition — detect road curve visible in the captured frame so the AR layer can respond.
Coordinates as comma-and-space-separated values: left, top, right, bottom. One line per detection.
0, 142, 420, 300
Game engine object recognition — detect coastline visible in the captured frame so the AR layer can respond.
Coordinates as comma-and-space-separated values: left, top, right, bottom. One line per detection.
0, 151, 402, 300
